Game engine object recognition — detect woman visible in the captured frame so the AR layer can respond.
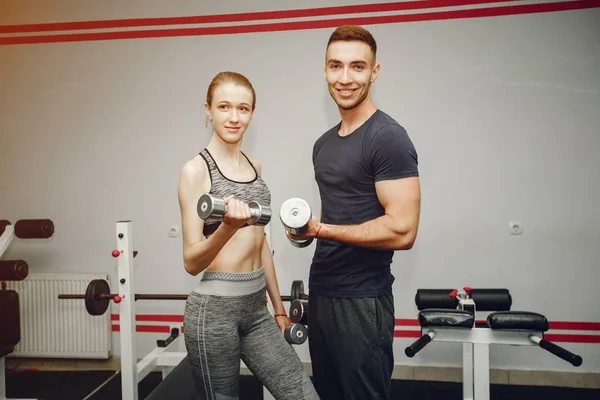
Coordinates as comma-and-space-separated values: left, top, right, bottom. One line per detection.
177, 71, 318, 400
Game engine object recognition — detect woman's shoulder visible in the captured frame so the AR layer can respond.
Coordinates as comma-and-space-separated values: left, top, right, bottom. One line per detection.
243, 152, 262, 175
180, 154, 209, 183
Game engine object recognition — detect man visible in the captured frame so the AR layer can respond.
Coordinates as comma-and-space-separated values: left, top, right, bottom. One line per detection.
289, 25, 421, 399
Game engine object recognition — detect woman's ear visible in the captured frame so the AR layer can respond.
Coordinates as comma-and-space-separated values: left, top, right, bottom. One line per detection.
204, 103, 211, 121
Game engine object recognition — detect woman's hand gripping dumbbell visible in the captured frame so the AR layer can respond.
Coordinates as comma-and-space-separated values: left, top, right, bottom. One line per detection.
279, 198, 322, 248
197, 194, 272, 227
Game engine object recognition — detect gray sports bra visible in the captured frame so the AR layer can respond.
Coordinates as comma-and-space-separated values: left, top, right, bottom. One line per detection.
199, 148, 271, 236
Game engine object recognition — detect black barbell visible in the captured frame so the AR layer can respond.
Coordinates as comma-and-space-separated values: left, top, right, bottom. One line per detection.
58, 279, 309, 316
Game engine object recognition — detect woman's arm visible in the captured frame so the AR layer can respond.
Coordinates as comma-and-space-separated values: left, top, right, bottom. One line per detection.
262, 237, 285, 315
177, 160, 250, 276
262, 236, 289, 333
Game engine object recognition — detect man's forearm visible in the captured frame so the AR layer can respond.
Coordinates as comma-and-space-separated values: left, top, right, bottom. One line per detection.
318, 214, 416, 250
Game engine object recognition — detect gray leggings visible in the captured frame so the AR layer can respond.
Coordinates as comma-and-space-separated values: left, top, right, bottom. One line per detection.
183, 268, 319, 400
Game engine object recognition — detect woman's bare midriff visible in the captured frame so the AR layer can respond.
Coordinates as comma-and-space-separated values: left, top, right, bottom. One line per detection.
205, 225, 265, 273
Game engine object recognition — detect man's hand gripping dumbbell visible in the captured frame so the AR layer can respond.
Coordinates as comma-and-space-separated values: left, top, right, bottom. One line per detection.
197, 193, 272, 226
279, 198, 322, 247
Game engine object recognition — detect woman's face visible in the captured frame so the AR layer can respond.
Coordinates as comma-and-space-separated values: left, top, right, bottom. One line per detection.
205, 82, 254, 144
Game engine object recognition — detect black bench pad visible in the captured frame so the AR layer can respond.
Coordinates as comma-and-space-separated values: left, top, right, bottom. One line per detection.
418, 309, 474, 328
487, 311, 549, 332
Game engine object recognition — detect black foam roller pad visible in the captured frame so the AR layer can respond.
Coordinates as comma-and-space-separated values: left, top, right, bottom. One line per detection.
14, 219, 54, 239
415, 289, 458, 310
0, 260, 29, 281
469, 289, 512, 311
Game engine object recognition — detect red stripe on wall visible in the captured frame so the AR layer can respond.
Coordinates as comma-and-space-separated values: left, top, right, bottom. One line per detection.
111, 314, 184, 323
136, 314, 184, 323
395, 319, 421, 327
396, 330, 600, 343
544, 334, 600, 344
108, 322, 600, 343
112, 324, 175, 333
394, 330, 423, 338
112, 314, 600, 331
1, 1, 598, 46
0, 0, 519, 34
396, 320, 600, 331
549, 321, 600, 331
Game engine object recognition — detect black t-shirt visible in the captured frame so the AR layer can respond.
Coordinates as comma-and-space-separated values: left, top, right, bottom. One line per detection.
309, 109, 419, 297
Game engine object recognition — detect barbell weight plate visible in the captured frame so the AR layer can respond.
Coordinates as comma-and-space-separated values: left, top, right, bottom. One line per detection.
85, 279, 110, 316
279, 198, 312, 234
291, 280, 304, 303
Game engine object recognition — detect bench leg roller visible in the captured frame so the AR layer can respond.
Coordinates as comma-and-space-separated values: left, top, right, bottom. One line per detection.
405, 331, 435, 358
529, 335, 583, 367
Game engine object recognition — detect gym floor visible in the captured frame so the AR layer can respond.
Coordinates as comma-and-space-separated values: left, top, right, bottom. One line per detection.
5, 369, 600, 400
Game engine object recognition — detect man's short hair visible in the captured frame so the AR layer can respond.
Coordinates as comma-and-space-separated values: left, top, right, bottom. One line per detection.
326, 25, 377, 61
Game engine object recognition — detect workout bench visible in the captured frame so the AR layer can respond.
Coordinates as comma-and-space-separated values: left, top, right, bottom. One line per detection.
1, 219, 54, 400
404, 287, 583, 400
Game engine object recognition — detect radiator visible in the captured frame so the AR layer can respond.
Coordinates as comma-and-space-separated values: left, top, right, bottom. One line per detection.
5, 273, 112, 359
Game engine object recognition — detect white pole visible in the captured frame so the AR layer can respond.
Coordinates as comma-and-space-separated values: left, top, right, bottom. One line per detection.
116, 221, 138, 400
462, 342, 474, 400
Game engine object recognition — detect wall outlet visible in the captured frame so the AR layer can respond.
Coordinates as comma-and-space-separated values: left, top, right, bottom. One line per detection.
509, 221, 523, 235
168, 225, 180, 238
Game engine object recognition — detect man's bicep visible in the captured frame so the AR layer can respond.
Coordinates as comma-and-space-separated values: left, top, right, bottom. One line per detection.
375, 177, 421, 224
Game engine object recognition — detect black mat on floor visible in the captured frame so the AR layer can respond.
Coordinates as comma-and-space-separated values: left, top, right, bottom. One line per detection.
6, 369, 600, 399
388, 380, 600, 400
5, 370, 115, 400
87, 370, 263, 400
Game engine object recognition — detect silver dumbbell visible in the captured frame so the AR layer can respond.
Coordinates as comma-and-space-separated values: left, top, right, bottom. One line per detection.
284, 323, 308, 345
289, 299, 309, 325
197, 194, 271, 226
279, 198, 314, 248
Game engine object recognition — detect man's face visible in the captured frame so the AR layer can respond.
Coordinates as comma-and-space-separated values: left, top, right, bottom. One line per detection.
324, 40, 380, 111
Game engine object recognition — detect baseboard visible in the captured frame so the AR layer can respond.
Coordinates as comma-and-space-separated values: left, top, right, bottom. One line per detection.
386, 365, 600, 389
5, 356, 599, 389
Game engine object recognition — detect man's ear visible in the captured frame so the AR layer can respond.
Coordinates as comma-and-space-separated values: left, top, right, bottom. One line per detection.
371, 63, 381, 83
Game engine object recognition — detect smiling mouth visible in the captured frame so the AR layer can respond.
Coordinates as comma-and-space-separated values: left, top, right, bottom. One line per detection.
225, 126, 240, 131
337, 88, 357, 96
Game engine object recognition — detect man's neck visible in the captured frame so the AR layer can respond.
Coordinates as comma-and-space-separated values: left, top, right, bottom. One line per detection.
338, 98, 377, 137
